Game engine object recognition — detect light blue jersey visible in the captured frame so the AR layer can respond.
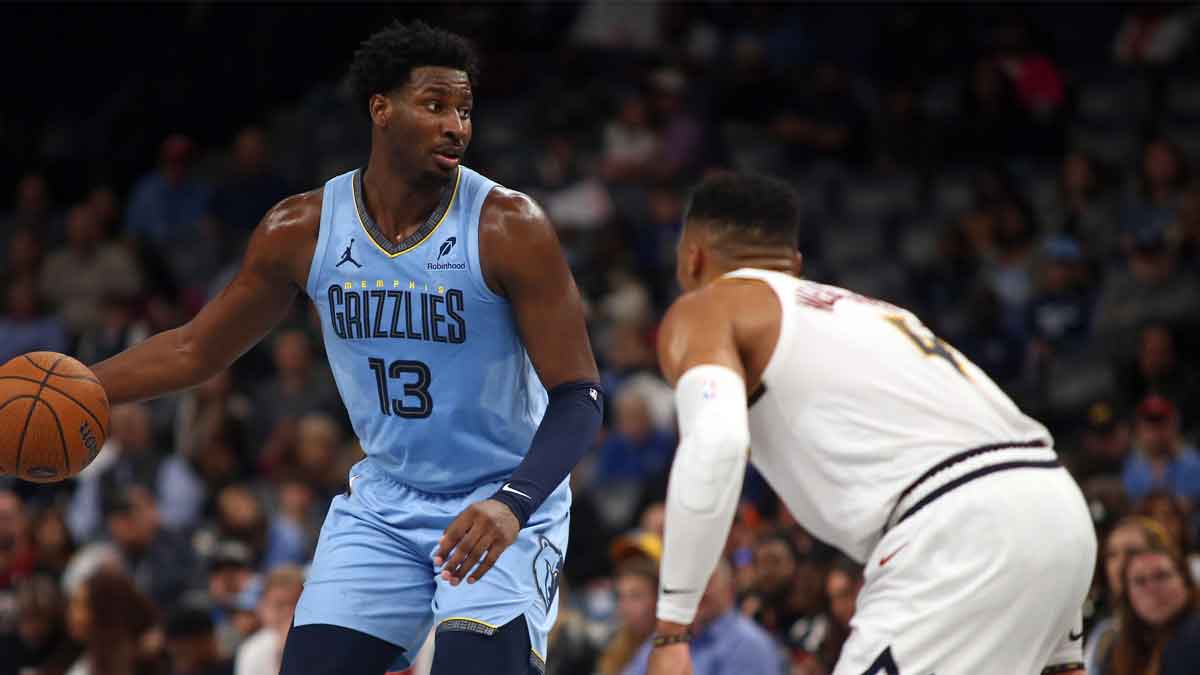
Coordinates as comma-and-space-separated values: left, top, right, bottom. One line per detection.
294, 166, 569, 669
305, 166, 548, 493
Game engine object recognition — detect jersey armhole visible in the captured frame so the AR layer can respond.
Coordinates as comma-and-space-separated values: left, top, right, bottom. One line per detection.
466, 184, 508, 304
304, 183, 337, 300
723, 270, 794, 389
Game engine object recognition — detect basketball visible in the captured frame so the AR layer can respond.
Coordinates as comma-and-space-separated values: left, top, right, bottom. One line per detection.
0, 352, 110, 483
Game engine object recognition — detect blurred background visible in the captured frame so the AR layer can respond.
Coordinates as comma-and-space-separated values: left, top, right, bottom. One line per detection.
3, 3, 1200, 674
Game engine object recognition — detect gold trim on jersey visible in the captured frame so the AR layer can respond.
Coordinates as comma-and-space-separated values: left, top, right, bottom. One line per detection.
353, 166, 461, 258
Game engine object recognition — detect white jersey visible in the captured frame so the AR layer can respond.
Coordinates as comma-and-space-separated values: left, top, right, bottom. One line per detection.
729, 268, 1052, 562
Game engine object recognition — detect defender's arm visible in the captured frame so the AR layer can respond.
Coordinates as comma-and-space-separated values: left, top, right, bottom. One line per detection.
93, 191, 321, 404
653, 289, 750, 637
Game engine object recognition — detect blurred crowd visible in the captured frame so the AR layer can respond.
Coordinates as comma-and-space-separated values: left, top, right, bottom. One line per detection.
4, 3, 1200, 675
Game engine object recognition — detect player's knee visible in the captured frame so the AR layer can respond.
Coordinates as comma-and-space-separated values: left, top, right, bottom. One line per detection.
280, 624, 404, 675
430, 615, 542, 675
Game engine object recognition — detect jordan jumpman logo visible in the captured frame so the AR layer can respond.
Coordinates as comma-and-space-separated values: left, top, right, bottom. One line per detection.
336, 238, 363, 268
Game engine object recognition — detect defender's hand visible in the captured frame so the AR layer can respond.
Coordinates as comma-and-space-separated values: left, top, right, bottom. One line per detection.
647, 643, 693, 675
434, 499, 519, 586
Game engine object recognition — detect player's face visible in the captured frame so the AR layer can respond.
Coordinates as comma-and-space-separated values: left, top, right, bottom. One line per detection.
390, 66, 473, 179
1126, 552, 1189, 626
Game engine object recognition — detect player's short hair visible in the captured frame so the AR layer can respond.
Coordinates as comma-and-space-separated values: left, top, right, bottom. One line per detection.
348, 20, 480, 118
684, 172, 801, 247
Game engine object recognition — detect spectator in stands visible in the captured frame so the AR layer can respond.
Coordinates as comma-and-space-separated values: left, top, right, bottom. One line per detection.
958, 57, 1031, 160
598, 557, 659, 675
124, 134, 211, 250
648, 67, 707, 181
31, 506, 76, 579
210, 127, 291, 238
252, 330, 341, 455
1051, 151, 1118, 259
1026, 235, 1093, 357
1123, 396, 1200, 503
621, 560, 785, 675
203, 540, 259, 657
70, 403, 203, 542
1118, 325, 1200, 431
983, 198, 1039, 331
819, 556, 864, 671
1093, 219, 1200, 356
4, 227, 45, 285
873, 81, 940, 170
39, 203, 142, 336
0, 489, 34, 594
164, 606, 233, 675
594, 388, 675, 488
1136, 492, 1200, 580
289, 414, 347, 506
1, 174, 57, 243
0, 274, 68, 363
744, 530, 829, 663
601, 94, 662, 183
200, 486, 269, 569
1113, 5, 1200, 66
100, 486, 199, 608
263, 475, 317, 570
1076, 401, 1134, 482
1086, 516, 1176, 674
0, 574, 77, 675
234, 565, 303, 675
1102, 545, 1200, 675
65, 568, 163, 675
771, 61, 867, 165
1121, 139, 1190, 237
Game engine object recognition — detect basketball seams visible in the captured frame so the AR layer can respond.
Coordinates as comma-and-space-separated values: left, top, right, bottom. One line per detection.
15, 355, 64, 476
21, 354, 102, 384
0, 375, 109, 437
40, 399, 72, 476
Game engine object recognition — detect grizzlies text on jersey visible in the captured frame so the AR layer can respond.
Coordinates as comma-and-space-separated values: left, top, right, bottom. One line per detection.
305, 166, 548, 493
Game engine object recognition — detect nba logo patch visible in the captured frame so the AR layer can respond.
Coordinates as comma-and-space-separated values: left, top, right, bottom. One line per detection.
701, 378, 718, 400
532, 536, 563, 612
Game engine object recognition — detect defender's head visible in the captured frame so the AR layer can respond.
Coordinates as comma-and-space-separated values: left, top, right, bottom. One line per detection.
676, 172, 802, 292
349, 21, 480, 180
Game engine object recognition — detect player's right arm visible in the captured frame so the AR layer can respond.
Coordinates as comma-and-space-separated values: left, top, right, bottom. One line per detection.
649, 285, 752, 675
92, 191, 321, 405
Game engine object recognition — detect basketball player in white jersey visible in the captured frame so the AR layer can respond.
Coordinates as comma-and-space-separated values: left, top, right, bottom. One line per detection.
646, 173, 1096, 675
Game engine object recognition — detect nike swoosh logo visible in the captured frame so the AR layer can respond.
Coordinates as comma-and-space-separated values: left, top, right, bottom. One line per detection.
661, 587, 698, 595
502, 484, 532, 500
879, 543, 908, 567
1068, 629, 1083, 641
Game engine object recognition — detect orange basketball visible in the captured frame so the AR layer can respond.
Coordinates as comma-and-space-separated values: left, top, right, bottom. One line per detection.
0, 352, 110, 483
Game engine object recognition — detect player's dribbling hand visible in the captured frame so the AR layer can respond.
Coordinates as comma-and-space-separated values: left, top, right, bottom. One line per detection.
647, 644, 693, 675
434, 498, 520, 586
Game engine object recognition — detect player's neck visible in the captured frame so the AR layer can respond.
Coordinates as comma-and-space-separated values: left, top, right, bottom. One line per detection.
703, 250, 799, 285
361, 159, 447, 241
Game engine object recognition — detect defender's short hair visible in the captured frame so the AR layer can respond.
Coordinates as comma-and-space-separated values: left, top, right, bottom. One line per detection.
685, 172, 801, 246
348, 20, 480, 118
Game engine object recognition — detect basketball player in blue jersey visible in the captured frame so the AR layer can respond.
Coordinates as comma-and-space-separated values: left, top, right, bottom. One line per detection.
89, 21, 603, 675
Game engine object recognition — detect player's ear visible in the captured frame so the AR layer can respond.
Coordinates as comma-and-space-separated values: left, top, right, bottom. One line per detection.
369, 93, 392, 129
791, 250, 803, 277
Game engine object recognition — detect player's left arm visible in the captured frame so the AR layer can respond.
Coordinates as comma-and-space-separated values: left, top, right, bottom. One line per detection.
435, 188, 603, 586
648, 288, 751, 675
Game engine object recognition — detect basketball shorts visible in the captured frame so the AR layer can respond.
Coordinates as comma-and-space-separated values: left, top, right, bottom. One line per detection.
293, 458, 570, 672
834, 450, 1096, 675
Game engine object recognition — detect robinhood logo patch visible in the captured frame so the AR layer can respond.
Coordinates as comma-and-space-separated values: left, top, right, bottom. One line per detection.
427, 236, 466, 270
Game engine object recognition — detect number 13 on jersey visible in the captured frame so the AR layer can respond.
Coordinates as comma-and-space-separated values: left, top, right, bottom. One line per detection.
367, 357, 433, 418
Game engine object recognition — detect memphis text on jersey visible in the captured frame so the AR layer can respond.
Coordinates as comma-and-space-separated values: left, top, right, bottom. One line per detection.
327, 279, 466, 343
